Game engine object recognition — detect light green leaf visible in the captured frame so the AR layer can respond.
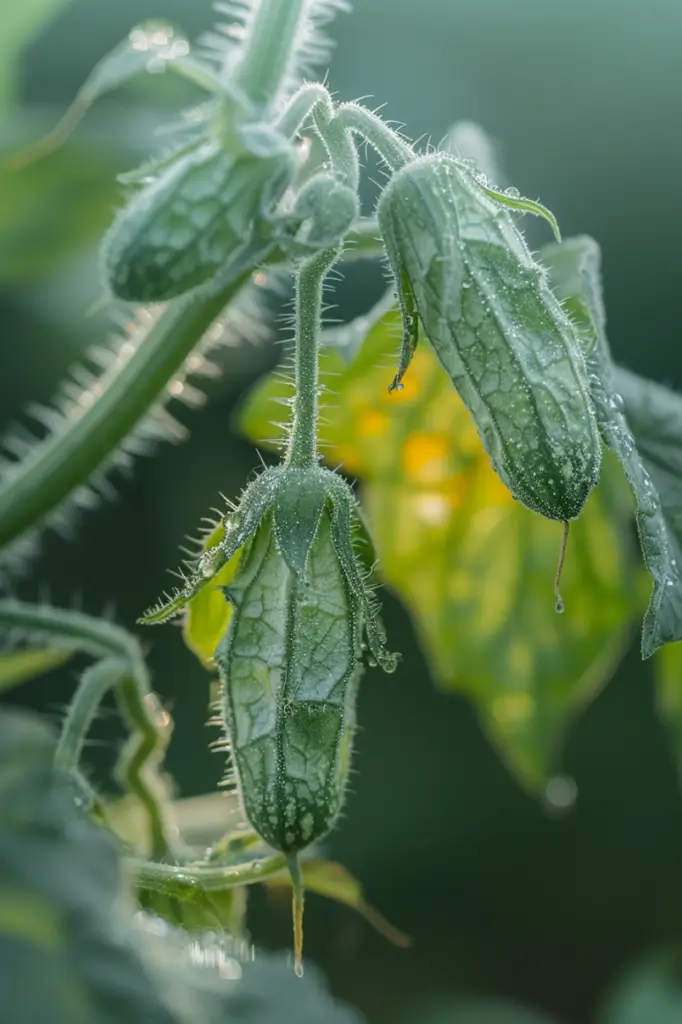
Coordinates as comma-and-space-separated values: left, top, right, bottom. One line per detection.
266, 858, 410, 948
541, 235, 682, 659
182, 520, 243, 667
8, 21, 209, 168
0, 646, 71, 692
0, 707, 364, 1022
0, 0, 74, 108
240, 312, 642, 787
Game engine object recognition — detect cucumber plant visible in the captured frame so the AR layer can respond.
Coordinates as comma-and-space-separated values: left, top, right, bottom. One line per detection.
4, 0, 682, 1006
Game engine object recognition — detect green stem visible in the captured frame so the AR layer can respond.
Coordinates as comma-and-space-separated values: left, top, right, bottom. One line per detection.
287, 852, 305, 977
0, 598, 172, 859
54, 657, 127, 772
276, 83, 331, 137
286, 245, 341, 469
312, 101, 359, 191
337, 102, 414, 171
277, 84, 359, 190
0, 599, 139, 662
130, 852, 288, 894
232, 0, 308, 108
0, 273, 249, 555
116, 671, 173, 861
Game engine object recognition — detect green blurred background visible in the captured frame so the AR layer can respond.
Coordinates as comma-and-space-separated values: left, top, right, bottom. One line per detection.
2, 1, 682, 1021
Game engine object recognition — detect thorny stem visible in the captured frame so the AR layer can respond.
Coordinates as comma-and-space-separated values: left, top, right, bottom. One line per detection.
0, 598, 173, 859
276, 82, 331, 137
277, 84, 359, 190
232, 0, 308, 108
0, 272, 250, 557
286, 245, 342, 469
55, 657, 127, 773
116, 670, 173, 861
0, 598, 139, 662
337, 102, 414, 171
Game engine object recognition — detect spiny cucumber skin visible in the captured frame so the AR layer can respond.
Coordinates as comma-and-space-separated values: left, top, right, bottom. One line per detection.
379, 153, 602, 522
103, 141, 295, 302
215, 507, 363, 855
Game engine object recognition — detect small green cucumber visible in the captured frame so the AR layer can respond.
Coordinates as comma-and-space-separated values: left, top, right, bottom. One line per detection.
103, 127, 296, 302
378, 152, 602, 523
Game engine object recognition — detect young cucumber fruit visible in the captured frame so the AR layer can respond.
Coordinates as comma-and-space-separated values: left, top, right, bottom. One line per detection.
103, 127, 296, 302
213, 467, 396, 853
378, 153, 602, 522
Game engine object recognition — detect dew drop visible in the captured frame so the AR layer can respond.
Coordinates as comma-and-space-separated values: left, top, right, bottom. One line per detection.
544, 774, 578, 811
504, 186, 521, 198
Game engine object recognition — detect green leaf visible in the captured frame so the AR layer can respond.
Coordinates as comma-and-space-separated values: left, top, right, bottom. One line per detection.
0, 645, 71, 692
266, 858, 411, 948
182, 520, 243, 667
240, 311, 642, 788
8, 22, 211, 168
541, 235, 682, 658
0, 707, 364, 1022
0, 0, 75, 108
597, 951, 682, 1024
0, 708, 179, 1023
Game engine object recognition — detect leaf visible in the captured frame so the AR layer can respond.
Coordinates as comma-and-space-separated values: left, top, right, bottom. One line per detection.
8, 21, 206, 168
0, 708, 179, 1023
0, 707, 364, 1023
540, 236, 682, 659
266, 858, 411, 948
596, 951, 682, 1024
240, 312, 641, 787
182, 520, 243, 667
0, 0, 75, 108
0, 645, 71, 692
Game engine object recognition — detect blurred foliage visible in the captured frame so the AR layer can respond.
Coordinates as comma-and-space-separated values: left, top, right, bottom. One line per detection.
0, 0, 73, 106
240, 310, 642, 786
597, 951, 682, 1024
0, 645, 71, 692
0, 706, 364, 1023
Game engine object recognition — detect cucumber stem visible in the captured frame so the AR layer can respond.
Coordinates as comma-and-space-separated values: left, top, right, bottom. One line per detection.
554, 521, 570, 614
287, 852, 305, 977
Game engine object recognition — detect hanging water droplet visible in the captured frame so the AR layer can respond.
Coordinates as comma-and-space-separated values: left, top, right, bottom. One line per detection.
544, 774, 578, 812
609, 393, 625, 412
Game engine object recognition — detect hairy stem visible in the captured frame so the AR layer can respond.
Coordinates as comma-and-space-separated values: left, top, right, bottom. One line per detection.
0, 598, 173, 858
277, 84, 359, 190
338, 102, 414, 171
116, 671, 174, 861
286, 245, 341, 468
0, 598, 139, 662
55, 657, 127, 773
232, 0, 308, 108
130, 852, 288, 894
276, 82, 331, 137
0, 273, 249, 556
